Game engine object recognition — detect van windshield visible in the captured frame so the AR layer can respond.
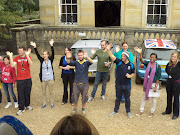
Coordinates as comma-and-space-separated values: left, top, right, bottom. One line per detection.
143, 48, 175, 60
71, 48, 99, 60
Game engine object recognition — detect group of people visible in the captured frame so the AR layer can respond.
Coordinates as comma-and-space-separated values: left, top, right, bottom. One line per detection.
0, 39, 180, 120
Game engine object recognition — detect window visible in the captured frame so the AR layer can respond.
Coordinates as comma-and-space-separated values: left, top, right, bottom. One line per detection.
59, 0, 77, 25
147, 0, 168, 27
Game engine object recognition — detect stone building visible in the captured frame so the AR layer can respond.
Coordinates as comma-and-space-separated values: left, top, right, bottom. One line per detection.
39, 0, 180, 28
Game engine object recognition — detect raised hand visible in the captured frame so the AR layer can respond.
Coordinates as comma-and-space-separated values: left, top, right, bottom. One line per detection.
107, 43, 113, 50
25, 48, 31, 56
83, 50, 88, 58
49, 39, 54, 46
134, 46, 142, 54
30, 41, 36, 48
0, 56, 3, 60
6, 51, 13, 57
66, 51, 72, 59
91, 48, 96, 55
115, 45, 120, 53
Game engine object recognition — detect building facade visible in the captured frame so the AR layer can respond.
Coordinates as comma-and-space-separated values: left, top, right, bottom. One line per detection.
39, 0, 180, 28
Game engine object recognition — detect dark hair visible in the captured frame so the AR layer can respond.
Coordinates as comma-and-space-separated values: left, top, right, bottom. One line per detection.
18, 46, 26, 50
64, 47, 71, 55
150, 53, 157, 59
77, 49, 84, 54
50, 114, 99, 135
122, 41, 128, 46
3, 56, 10, 61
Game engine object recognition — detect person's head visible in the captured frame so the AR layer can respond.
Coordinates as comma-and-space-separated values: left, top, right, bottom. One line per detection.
169, 52, 179, 66
77, 50, 84, 61
121, 51, 129, 62
18, 46, 26, 57
65, 48, 71, 55
150, 53, 157, 63
3, 56, 10, 66
43, 51, 50, 60
50, 114, 99, 135
122, 42, 128, 51
101, 40, 107, 50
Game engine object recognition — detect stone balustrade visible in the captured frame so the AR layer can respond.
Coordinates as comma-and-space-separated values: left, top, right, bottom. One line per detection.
7, 25, 180, 54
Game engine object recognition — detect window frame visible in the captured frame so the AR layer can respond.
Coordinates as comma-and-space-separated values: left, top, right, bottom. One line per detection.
59, 0, 78, 25
146, 0, 169, 27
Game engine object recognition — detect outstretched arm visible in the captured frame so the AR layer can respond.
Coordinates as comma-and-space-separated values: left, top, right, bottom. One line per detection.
30, 41, 43, 61
134, 46, 145, 64
25, 48, 33, 66
49, 39, 55, 61
106, 44, 116, 61
84, 51, 93, 64
6, 51, 16, 67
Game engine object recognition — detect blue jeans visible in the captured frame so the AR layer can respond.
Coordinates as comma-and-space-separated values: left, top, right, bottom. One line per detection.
91, 72, 109, 98
114, 84, 131, 113
3, 83, 17, 102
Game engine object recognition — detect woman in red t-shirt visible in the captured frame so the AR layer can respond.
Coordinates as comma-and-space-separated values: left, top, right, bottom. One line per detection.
0, 56, 18, 109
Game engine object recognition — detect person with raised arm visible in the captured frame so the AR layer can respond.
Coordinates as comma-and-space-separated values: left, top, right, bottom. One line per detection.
114, 42, 134, 103
107, 44, 135, 118
66, 50, 93, 115
134, 46, 161, 118
30, 39, 55, 109
6, 47, 33, 116
0, 56, 18, 109
88, 40, 111, 102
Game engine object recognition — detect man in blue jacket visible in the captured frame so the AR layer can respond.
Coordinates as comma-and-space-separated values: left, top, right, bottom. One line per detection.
114, 42, 133, 103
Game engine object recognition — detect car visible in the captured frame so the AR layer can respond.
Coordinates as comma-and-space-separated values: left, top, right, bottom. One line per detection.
135, 39, 177, 84
71, 39, 115, 81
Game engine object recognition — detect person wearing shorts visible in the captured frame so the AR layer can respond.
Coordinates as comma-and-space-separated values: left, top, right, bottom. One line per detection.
66, 49, 93, 115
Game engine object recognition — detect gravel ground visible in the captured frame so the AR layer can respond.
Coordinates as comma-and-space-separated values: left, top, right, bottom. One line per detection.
0, 54, 180, 135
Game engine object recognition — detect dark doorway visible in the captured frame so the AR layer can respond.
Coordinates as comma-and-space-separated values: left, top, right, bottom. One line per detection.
95, 1, 121, 27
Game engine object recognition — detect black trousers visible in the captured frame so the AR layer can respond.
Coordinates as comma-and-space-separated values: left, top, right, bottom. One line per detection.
62, 74, 74, 103
17, 78, 32, 110
165, 80, 180, 116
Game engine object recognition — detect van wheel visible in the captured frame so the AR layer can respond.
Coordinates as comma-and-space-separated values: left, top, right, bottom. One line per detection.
107, 75, 110, 82
135, 71, 142, 84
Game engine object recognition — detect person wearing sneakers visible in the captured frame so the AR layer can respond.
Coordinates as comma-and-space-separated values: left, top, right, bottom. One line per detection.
66, 50, 93, 115
114, 42, 133, 103
107, 44, 135, 118
134, 47, 161, 118
30, 39, 55, 109
0, 56, 18, 109
6, 47, 33, 115
88, 40, 111, 102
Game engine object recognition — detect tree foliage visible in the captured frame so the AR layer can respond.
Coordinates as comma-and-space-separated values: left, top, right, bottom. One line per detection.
0, 0, 39, 39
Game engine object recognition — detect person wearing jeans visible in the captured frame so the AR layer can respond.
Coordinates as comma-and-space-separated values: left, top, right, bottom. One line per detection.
91, 72, 109, 98
88, 40, 111, 102
106, 44, 135, 118
114, 42, 133, 102
0, 81, 2, 105
0, 56, 18, 109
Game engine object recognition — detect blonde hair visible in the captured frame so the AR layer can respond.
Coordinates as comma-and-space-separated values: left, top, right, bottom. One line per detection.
169, 52, 179, 67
